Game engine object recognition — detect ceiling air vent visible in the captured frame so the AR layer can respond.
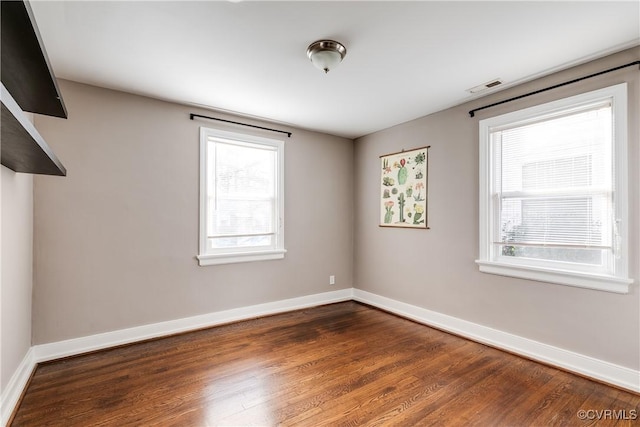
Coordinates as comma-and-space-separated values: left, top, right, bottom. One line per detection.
467, 78, 503, 94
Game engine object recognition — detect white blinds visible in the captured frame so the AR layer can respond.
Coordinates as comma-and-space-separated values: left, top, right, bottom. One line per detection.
207, 138, 277, 247
492, 102, 613, 263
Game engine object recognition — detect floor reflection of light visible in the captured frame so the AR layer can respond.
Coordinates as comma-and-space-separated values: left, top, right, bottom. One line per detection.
203, 357, 278, 426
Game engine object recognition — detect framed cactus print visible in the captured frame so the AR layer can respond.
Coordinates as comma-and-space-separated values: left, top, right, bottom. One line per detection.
380, 146, 430, 229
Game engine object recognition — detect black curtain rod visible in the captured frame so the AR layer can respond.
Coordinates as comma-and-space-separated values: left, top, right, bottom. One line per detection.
468, 60, 640, 118
190, 113, 292, 138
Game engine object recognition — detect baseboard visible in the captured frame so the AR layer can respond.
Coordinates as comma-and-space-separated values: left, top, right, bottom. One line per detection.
33, 288, 354, 363
353, 289, 640, 393
1, 347, 36, 427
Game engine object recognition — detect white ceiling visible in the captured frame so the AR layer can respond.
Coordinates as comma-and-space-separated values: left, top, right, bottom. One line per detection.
31, 1, 639, 139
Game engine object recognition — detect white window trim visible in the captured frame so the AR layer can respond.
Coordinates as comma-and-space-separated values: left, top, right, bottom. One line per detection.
476, 83, 633, 293
197, 127, 286, 266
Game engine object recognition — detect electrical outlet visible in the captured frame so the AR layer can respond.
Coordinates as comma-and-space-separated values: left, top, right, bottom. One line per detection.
329, 275, 335, 285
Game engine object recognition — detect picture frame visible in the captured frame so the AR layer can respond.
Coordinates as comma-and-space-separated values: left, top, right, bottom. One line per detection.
379, 146, 430, 229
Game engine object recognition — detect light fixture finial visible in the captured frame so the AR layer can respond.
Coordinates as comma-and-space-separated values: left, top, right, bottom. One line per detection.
306, 40, 347, 74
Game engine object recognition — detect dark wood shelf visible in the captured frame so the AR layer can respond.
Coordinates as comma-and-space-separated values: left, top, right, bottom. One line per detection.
1, 0, 67, 118
2, 84, 66, 176
1, 0, 67, 176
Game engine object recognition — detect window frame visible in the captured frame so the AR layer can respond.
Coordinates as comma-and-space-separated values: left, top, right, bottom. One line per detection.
197, 126, 286, 266
476, 83, 633, 293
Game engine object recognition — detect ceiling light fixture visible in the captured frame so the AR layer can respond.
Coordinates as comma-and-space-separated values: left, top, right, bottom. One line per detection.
306, 40, 347, 74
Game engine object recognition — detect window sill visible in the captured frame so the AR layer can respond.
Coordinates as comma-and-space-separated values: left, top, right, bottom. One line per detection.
198, 249, 286, 266
475, 260, 633, 294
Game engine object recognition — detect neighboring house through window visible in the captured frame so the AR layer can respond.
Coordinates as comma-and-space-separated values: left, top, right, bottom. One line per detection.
477, 83, 633, 293
198, 127, 285, 266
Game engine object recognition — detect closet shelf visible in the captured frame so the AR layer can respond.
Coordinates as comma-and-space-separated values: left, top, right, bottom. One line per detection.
1, 84, 66, 176
1, 0, 67, 176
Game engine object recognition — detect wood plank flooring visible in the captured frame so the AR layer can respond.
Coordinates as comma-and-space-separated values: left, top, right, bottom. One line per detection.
10, 302, 640, 426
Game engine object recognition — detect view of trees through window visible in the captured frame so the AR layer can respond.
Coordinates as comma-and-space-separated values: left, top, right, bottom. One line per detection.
207, 140, 277, 249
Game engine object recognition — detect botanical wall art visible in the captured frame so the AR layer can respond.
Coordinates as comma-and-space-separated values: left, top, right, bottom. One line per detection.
380, 146, 430, 229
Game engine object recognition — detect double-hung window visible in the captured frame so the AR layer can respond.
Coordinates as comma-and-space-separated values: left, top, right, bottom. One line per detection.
198, 127, 285, 266
477, 83, 632, 293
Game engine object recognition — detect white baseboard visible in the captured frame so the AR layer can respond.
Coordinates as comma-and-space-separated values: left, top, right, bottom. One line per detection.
353, 289, 640, 393
1, 347, 36, 427
33, 288, 354, 363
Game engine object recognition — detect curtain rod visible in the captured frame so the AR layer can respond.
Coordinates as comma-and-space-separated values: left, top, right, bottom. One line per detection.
190, 113, 292, 138
468, 60, 640, 118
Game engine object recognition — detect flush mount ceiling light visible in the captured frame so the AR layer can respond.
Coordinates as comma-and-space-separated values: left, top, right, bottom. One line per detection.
306, 40, 347, 74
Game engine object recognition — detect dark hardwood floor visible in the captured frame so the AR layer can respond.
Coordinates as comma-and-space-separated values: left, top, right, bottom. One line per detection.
10, 302, 640, 426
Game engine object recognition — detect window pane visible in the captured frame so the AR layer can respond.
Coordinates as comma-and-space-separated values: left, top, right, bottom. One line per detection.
208, 140, 277, 238
497, 104, 611, 194
215, 141, 276, 197
522, 155, 591, 189
501, 196, 607, 247
499, 244, 604, 265
493, 103, 613, 264
212, 198, 274, 236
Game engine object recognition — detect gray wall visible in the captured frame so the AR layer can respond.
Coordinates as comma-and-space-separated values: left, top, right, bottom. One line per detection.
1, 166, 33, 392
354, 47, 640, 369
33, 80, 354, 344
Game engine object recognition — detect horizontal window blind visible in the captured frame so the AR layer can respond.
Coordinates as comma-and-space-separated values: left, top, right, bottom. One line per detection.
492, 102, 613, 262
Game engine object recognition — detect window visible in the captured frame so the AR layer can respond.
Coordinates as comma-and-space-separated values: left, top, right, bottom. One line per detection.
198, 127, 285, 266
477, 83, 632, 293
